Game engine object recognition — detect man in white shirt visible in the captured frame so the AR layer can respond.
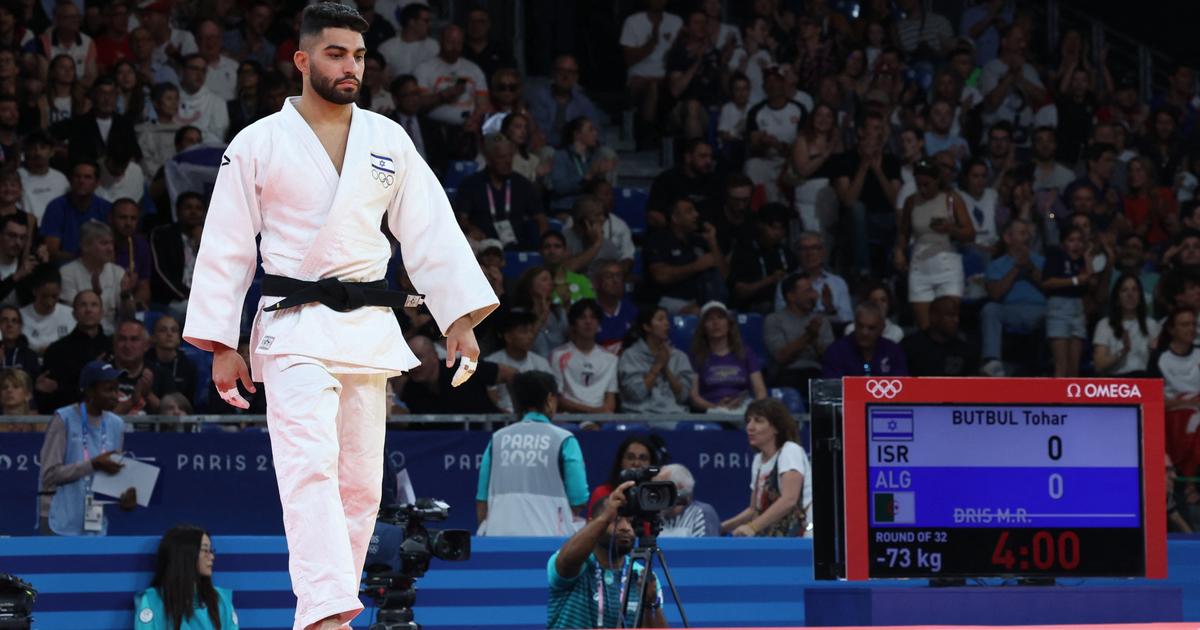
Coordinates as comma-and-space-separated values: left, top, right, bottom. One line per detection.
176, 52, 230, 144
40, 0, 97, 85
377, 3, 437, 80
195, 19, 239, 102
485, 311, 553, 413
620, 0, 681, 142
97, 146, 146, 205
139, 0, 197, 68
1032, 126, 1077, 193
979, 24, 1045, 144
58, 221, 132, 335
550, 300, 618, 413
20, 272, 75, 354
18, 132, 68, 223
414, 25, 488, 128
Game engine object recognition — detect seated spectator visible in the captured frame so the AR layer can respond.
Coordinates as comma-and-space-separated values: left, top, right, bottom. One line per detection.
37, 360, 134, 535
923, 100, 970, 162
414, 25, 488, 134
645, 198, 726, 314
128, 26, 180, 91
135, 525, 239, 630
1094, 274, 1161, 377
1112, 233, 1159, 316
844, 281, 905, 343
49, 76, 140, 166
728, 18, 772, 105
59, 221, 134, 335
655, 463, 719, 537
832, 112, 901, 279
620, 0, 682, 148
978, 25, 1045, 146
822, 302, 909, 378
159, 392, 193, 416
895, 158, 974, 330
0, 368, 38, 431
38, 290, 111, 413
729, 205, 796, 314
107, 199, 150, 303
195, 18, 238, 102
464, 4, 516, 87
1124, 156, 1176, 249
587, 435, 662, 515
389, 74, 444, 172
540, 230, 594, 306
136, 83, 182, 174
528, 54, 606, 150
149, 191, 205, 313
144, 315, 198, 408
484, 311, 552, 414
549, 116, 615, 214
894, 0, 955, 60
722, 398, 812, 537
20, 271, 75, 354
689, 301, 766, 413
981, 121, 1018, 188
96, 145, 146, 206
0, 215, 42, 305
397, 335, 514, 415
717, 73, 752, 168
111, 318, 167, 415
619, 305, 694, 416
0, 305, 39, 379
513, 266, 567, 358
378, 3, 437, 80
1032, 126, 1076, 193
776, 231, 853, 324
18, 131, 69, 224
1153, 308, 1200, 477
455, 133, 545, 249
981, 219, 1047, 376
226, 61, 263, 141
708, 174, 756, 256
766, 274, 834, 396
0, 169, 37, 238
745, 69, 808, 205
176, 53, 229, 144
359, 52, 395, 116
592, 259, 637, 353
547, 479, 665, 629
901, 296, 979, 376
41, 160, 113, 263
1064, 143, 1121, 224
498, 112, 551, 184
562, 193, 636, 277
1042, 226, 1095, 377
664, 7, 724, 140
476, 371, 587, 536
548, 298, 619, 417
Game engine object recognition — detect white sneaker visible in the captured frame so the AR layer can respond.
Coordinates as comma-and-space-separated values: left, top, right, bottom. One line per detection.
980, 359, 1006, 377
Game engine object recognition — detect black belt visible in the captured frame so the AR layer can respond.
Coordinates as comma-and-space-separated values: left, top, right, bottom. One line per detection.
261, 274, 425, 313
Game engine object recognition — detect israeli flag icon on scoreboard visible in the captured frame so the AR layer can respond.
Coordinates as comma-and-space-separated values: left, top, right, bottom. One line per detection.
870, 409, 914, 441
874, 492, 915, 524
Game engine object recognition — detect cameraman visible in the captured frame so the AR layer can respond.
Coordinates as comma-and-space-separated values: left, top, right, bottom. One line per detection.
547, 480, 667, 628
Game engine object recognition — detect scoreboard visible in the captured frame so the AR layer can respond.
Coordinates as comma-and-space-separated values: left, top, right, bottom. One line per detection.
824, 377, 1165, 580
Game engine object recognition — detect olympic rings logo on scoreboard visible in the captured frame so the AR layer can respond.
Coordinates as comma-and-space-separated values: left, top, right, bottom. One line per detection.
865, 379, 903, 399
1066, 381, 1142, 399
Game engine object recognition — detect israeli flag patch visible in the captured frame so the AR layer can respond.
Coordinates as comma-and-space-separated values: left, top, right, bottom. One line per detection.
370, 153, 395, 174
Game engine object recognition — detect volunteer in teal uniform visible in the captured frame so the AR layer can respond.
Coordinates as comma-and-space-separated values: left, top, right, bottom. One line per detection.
135, 525, 239, 630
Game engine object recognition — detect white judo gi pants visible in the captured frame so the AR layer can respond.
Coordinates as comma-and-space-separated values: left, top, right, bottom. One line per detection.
261, 355, 388, 630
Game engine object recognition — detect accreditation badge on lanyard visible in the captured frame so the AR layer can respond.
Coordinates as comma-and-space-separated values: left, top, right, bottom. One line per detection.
80, 406, 108, 533
487, 179, 517, 246
595, 558, 628, 628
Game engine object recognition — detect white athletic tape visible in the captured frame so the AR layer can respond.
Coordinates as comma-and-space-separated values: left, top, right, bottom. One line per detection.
450, 357, 478, 387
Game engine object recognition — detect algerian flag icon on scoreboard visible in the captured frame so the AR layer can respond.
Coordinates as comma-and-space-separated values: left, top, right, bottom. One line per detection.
874, 492, 915, 523
870, 409, 914, 441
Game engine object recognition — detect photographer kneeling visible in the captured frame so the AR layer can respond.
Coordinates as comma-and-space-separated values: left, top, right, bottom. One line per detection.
547, 480, 667, 628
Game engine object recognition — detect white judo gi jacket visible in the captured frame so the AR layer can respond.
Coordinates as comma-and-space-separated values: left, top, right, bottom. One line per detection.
184, 97, 497, 376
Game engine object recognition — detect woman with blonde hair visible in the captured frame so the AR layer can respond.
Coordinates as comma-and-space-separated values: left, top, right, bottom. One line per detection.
688, 302, 767, 412
0, 368, 38, 432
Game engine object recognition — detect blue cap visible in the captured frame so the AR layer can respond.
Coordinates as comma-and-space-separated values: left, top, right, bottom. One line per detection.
79, 360, 123, 391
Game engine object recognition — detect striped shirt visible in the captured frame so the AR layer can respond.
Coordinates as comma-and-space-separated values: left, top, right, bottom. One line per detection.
547, 551, 661, 628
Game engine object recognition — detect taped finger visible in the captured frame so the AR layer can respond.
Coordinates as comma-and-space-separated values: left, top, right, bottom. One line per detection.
218, 387, 250, 409
450, 357, 478, 388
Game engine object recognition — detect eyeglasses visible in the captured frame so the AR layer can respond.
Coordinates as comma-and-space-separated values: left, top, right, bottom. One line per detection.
493, 82, 519, 92
200, 547, 216, 556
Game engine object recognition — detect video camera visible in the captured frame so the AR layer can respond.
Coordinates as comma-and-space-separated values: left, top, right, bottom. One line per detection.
617, 466, 678, 520
362, 499, 470, 630
0, 574, 36, 630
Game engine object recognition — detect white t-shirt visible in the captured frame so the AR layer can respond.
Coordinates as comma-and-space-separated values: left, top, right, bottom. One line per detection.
728, 47, 772, 105
18, 167, 69, 222
619, 11, 683, 80
43, 31, 94, 80
1034, 162, 1076, 193
715, 23, 741, 49
957, 187, 999, 247
202, 55, 240, 102
550, 341, 619, 409
414, 55, 488, 126
153, 28, 198, 65
98, 161, 145, 204
59, 261, 124, 335
20, 302, 75, 353
178, 85, 230, 144
1158, 346, 1200, 399
750, 441, 813, 535
378, 36, 439, 79
844, 320, 906, 344
746, 100, 807, 146
717, 101, 749, 137
978, 59, 1043, 134
1094, 317, 1160, 375
484, 349, 552, 413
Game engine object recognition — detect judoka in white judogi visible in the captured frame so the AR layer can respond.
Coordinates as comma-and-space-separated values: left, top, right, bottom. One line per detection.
182, 5, 497, 629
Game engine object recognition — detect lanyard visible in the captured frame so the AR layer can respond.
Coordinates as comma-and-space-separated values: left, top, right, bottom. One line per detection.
485, 178, 511, 220
595, 556, 628, 627
79, 404, 109, 462
571, 151, 586, 177
126, 237, 135, 274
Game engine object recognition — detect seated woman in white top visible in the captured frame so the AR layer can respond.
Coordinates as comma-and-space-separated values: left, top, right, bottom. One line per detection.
1093, 274, 1160, 377
1152, 308, 1200, 480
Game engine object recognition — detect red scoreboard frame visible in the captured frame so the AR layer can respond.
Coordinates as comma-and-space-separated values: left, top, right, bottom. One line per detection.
841, 377, 1166, 580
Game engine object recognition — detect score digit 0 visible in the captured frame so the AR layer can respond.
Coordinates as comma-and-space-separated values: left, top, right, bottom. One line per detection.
1048, 435, 1062, 460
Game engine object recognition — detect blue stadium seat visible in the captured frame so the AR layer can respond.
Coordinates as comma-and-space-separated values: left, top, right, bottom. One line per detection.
669, 314, 698, 351
736, 313, 766, 360
613, 187, 649, 234
503, 251, 543, 278
180, 344, 213, 410
603, 421, 651, 431
141, 310, 167, 335
769, 386, 806, 415
633, 249, 643, 275
443, 160, 478, 191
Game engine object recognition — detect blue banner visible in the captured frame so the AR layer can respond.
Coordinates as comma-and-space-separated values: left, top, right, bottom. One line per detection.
0, 430, 759, 535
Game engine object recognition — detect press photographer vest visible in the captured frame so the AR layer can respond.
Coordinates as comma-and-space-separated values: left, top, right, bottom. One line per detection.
481, 416, 576, 536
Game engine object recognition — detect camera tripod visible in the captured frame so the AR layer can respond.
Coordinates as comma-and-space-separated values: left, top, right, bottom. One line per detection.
616, 520, 689, 628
